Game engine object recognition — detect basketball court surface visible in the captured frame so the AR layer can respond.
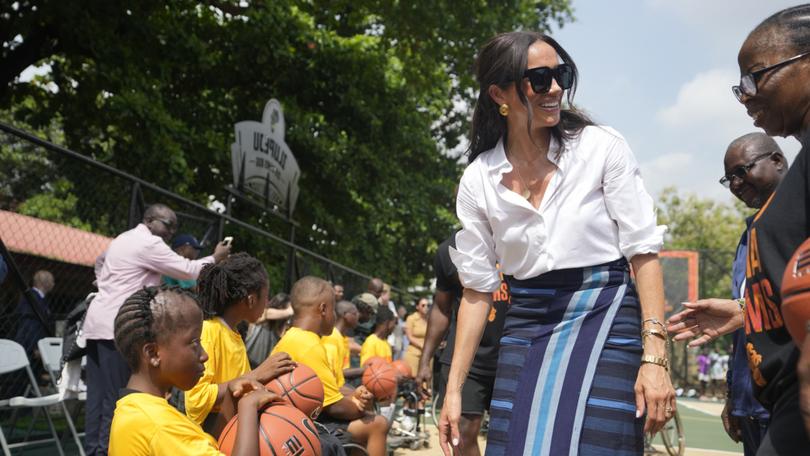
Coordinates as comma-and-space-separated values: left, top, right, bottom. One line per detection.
401, 398, 744, 456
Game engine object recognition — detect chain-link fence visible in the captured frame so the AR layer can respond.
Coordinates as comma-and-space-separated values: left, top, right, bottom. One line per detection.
660, 248, 739, 395
0, 122, 416, 400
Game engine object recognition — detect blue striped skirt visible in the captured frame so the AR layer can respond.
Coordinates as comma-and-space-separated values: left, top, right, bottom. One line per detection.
486, 259, 644, 456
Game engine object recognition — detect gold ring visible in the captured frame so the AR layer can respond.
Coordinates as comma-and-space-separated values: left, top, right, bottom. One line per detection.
665, 406, 673, 413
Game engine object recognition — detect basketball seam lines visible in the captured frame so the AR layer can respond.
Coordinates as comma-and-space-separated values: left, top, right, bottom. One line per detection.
259, 421, 279, 456
265, 410, 319, 455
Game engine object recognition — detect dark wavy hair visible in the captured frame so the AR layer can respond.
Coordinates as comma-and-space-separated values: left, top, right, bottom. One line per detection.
467, 31, 593, 163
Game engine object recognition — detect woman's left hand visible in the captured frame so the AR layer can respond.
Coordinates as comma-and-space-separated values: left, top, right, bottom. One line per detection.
634, 363, 676, 435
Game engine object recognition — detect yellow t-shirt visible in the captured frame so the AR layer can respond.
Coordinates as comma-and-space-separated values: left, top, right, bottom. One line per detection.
110, 392, 221, 456
185, 318, 251, 424
272, 327, 343, 407
321, 328, 348, 387
360, 333, 392, 366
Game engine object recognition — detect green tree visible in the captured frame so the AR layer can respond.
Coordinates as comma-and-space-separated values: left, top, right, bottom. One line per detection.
1, 0, 574, 288
656, 187, 751, 300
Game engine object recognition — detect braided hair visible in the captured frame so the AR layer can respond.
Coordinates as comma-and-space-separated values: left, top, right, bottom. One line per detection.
113, 285, 199, 371
752, 5, 810, 53
196, 252, 268, 317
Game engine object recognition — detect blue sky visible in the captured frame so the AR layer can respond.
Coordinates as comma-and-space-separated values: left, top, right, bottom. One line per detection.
551, 0, 802, 202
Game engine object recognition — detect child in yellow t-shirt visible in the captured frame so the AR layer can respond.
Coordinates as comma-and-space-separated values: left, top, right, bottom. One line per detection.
321, 300, 365, 388
360, 307, 397, 365
109, 285, 280, 456
185, 253, 296, 435
273, 276, 389, 456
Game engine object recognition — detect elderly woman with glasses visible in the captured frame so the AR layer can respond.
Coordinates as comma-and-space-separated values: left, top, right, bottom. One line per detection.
668, 5, 810, 453
438, 31, 674, 456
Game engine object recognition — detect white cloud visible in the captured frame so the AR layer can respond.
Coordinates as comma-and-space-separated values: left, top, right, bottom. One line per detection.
656, 68, 753, 139
647, 67, 802, 201
646, 0, 796, 31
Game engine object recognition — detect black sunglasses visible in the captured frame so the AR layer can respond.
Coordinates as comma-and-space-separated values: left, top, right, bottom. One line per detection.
732, 51, 810, 102
719, 151, 775, 188
522, 63, 574, 94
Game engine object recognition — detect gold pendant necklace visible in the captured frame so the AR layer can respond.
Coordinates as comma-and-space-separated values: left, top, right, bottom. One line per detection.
512, 163, 532, 200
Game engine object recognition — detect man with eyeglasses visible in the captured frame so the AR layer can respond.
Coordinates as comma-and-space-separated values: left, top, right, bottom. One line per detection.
82, 203, 231, 456
693, 133, 786, 456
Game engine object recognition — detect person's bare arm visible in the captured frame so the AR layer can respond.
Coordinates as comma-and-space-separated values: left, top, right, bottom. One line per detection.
631, 253, 676, 435
415, 289, 453, 398
439, 289, 491, 455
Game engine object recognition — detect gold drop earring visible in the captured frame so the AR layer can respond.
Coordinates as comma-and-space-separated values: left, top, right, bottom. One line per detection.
499, 104, 509, 116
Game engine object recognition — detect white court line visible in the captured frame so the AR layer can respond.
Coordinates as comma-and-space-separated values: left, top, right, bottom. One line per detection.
677, 399, 723, 416
652, 444, 742, 456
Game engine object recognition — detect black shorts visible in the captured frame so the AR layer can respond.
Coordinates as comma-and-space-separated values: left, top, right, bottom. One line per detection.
439, 363, 495, 416
315, 414, 351, 445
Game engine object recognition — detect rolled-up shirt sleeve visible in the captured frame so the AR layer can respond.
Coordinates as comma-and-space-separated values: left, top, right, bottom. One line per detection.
449, 169, 501, 293
602, 136, 666, 259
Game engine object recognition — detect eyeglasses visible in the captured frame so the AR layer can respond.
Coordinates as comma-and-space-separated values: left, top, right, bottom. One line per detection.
732, 51, 810, 102
152, 217, 177, 232
718, 151, 774, 188
523, 63, 574, 94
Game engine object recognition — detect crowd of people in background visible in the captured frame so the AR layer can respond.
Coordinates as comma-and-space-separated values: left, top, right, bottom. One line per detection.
4, 4, 810, 456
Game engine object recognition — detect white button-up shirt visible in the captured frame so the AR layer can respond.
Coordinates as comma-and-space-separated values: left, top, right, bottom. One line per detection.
450, 125, 666, 293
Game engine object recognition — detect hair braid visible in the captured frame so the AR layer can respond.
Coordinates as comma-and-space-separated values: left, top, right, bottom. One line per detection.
753, 5, 810, 52
196, 252, 268, 317
114, 285, 200, 371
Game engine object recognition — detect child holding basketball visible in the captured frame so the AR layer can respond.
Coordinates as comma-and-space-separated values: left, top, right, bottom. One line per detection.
184, 253, 297, 435
360, 307, 397, 366
273, 276, 389, 456
109, 285, 280, 456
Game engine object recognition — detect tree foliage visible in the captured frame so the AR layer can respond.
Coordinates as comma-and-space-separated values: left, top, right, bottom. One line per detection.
656, 187, 751, 300
1, 0, 574, 287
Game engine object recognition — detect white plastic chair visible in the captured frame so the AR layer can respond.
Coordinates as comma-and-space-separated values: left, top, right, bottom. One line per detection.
37, 337, 86, 455
0, 339, 67, 456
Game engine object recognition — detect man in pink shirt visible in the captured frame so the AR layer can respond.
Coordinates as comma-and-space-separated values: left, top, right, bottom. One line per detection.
83, 203, 230, 455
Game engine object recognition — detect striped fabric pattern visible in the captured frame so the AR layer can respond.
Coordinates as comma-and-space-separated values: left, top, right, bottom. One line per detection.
486, 259, 643, 456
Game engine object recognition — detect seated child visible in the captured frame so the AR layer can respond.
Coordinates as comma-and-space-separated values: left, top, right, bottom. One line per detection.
184, 253, 296, 435
273, 276, 388, 456
109, 285, 279, 456
322, 300, 365, 390
360, 307, 397, 366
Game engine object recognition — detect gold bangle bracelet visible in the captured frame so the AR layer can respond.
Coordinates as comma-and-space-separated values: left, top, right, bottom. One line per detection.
641, 328, 667, 340
641, 354, 669, 371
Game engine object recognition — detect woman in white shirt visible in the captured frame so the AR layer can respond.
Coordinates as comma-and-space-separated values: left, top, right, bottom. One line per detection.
438, 31, 675, 456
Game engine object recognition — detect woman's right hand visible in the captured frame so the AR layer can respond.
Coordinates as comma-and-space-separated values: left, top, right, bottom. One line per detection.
438, 390, 462, 456
666, 299, 744, 347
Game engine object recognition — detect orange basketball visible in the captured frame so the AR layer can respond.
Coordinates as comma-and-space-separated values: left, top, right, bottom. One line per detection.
218, 404, 321, 456
266, 364, 324, 419
781, 237, 810, 346
391, 359, 412, 378
362, 356, 388, 367
362, 361, 397, 401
